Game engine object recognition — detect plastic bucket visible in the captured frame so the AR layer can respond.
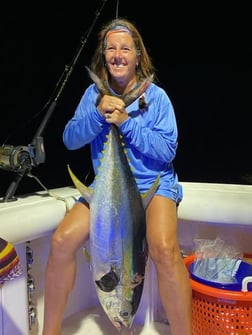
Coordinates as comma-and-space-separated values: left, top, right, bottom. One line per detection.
184, 254, 252, 335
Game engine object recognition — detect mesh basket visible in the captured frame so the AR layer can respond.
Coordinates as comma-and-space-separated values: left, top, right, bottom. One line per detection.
184, 254, 252, 335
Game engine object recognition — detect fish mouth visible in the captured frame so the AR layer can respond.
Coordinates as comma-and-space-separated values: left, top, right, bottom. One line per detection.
112, 319, 124, 332
95, 270, 120, 292
112, 313, 133, 331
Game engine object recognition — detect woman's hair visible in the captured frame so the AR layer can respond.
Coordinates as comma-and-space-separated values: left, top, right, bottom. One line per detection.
90, 18, 156, 83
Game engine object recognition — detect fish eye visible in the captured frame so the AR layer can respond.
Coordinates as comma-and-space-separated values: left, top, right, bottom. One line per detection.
120, 310, 130, 319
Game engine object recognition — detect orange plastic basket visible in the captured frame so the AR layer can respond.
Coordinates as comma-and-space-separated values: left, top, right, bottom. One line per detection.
184, 254, 252, 335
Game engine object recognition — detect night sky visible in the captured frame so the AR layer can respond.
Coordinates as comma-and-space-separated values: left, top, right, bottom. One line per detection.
0, 1, 251, 199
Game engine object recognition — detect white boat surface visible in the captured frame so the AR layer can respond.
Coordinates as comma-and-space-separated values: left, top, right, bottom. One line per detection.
0, 182, 251, 334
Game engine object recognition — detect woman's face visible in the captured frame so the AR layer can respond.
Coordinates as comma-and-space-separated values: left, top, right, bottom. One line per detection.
104, 32, 139, 86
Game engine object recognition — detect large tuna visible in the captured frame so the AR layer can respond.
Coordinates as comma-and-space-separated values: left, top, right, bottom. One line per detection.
67, 69, 159, 331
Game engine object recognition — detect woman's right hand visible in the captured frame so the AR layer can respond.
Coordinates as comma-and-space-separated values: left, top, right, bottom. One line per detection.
97, 95, 125, 117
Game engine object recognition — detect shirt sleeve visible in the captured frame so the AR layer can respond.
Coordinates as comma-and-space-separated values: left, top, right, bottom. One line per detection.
63, 84, 105, 150
119, 85, 178, 163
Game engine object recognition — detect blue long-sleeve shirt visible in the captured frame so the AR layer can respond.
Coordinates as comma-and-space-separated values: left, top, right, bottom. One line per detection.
63, 82, 183, 203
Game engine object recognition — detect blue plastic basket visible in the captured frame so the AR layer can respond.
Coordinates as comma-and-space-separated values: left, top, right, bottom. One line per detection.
189, 259, 252, 291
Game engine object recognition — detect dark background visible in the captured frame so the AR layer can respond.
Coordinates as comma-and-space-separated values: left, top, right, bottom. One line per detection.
0, 1, 251, 199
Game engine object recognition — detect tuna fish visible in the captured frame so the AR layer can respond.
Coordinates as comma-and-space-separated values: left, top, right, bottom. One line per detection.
67, 68, 159, 331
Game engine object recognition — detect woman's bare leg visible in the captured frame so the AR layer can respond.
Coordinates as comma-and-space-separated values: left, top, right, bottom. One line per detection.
146, 195, 192, 335
42, 203, 90, 335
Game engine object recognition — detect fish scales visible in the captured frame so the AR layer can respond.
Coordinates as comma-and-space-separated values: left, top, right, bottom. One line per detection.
90, 124, 147, 327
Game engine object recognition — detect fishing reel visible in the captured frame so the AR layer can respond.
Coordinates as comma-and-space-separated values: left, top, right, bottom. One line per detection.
0, 137, 45, 172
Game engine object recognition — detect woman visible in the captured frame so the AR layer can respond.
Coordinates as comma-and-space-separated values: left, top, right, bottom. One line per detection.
42, 18, 192, 335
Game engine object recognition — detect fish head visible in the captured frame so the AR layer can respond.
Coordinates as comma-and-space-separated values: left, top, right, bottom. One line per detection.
96, 289, 134, 331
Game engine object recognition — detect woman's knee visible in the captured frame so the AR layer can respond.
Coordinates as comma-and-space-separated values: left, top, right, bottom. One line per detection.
50, 228, 73, 257
50, 203, 90, 255
148, 238, 181, 267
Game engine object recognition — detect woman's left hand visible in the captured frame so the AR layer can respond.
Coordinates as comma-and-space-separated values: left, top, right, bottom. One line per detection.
105, 109, 129, 127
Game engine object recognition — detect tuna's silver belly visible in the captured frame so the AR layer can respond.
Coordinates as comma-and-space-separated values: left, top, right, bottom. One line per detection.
90, 163, 146, 283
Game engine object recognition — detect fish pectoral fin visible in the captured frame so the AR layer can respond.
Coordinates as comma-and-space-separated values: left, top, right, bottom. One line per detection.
129, 273, 144, 288
67, 164, 93, 203
122, 273, 145, 289
141, 173, 160, 209
95, 270, 120, 292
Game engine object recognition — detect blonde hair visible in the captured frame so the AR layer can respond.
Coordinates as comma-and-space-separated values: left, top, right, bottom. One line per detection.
89, 18, 156, 84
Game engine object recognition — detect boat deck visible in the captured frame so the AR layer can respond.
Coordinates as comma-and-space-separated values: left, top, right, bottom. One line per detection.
62, 306, 172, 335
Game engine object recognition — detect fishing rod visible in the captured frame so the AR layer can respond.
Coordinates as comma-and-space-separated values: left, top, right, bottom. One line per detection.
0, 0, 109, 202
